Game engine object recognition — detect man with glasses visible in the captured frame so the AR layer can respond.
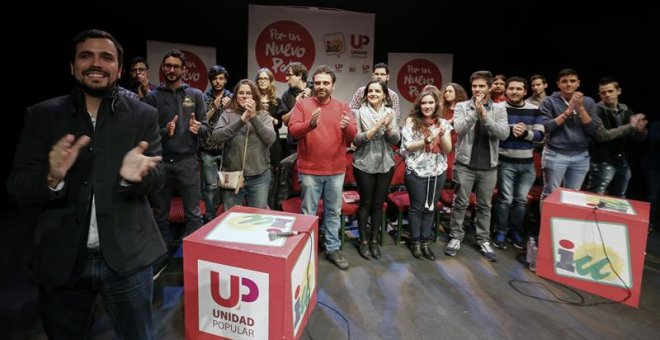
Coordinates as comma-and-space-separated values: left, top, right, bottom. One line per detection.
144, 50, 208, 276
349, 63, 401, 124
278, 62, 310, 155
126, 56, 156, 100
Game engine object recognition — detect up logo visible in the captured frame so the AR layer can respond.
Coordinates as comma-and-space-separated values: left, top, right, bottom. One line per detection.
350, 34, 370, 49
210, 271, 259, 308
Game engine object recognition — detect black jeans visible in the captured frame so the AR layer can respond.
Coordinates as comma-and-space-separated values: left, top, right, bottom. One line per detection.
354, 167, 394, 242
405, 171, 446, 241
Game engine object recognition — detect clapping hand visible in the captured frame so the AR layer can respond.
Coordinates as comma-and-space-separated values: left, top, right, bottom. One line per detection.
120, 141, 162, 182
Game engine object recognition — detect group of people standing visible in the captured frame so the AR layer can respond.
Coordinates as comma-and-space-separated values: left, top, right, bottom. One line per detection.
8, 28, 656, 339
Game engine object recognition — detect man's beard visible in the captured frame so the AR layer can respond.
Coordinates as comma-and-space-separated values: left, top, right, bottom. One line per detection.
77, 79, 115, 98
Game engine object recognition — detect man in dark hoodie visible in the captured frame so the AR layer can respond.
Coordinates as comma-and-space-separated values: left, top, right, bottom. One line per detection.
144, 50, 208, 248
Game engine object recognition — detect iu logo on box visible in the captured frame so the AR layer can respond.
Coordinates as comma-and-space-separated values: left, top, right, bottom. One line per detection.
198, 260, 269, 339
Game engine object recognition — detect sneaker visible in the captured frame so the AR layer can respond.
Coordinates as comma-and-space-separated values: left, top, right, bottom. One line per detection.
326, 250, 350, 270
479, 242, 497, 262
444, 239, 461, 257
493, 233, 507, 249
509, 232, 525, 250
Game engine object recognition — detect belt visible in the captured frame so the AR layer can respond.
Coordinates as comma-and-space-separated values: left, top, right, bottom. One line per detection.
163, 155, 192, 163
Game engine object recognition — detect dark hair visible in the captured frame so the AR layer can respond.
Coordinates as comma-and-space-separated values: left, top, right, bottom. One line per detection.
529, 74, 547, 84
72, 29, 123, 67
598, 76, 620, 89
409, 89, 442, 132
162, 49, 186, 66
288, 62, 308, 82
494, 74, 507, 82
255, 68, 278, 106
229, 79, 264, 113
557, 68, 578, 80
470, 70, 494, 86
208, 65, 229, 81
505, 76, 528, 90
373, 62, 389, 74
359, 80, 392, 107
312, 65, 336, 84
128, 56, 148, 70
440, 82, 468, 117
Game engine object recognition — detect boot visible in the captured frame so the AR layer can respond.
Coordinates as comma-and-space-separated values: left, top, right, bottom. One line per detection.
357, 225, 371, 260
421, 240, 435, 260
357, 242, 371, 260
369, 241, 381, 260
411, 241, 423, 259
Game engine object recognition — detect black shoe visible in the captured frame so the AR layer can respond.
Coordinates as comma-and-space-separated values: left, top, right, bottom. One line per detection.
370, 242, 381, 260
326, 250, 350, 270
357, 243, 371, 260
421, 241, 435, 260
411, 241, 423, 259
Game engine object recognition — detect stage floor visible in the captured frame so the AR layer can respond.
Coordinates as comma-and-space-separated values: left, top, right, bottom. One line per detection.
2, 214, 659, 339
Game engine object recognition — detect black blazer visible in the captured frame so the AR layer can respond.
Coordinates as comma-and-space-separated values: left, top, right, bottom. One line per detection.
8, 88, 166, 286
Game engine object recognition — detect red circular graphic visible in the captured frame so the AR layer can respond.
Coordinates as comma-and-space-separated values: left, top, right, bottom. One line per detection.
158, 49, 208, 92
559, 239, 574, 249
255, 21, 315, 83
396, 59, 443, 102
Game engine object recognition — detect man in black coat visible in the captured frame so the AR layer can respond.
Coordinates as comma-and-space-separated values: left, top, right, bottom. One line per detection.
7, 29, 165, 340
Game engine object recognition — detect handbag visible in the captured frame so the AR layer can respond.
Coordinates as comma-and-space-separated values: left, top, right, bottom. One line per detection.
218, 125, 249, 194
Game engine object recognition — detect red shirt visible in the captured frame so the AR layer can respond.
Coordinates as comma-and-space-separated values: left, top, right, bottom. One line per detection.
289, 97, 357, 175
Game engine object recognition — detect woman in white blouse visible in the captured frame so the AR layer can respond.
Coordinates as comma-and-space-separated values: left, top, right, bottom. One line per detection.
401, 89, 452, 260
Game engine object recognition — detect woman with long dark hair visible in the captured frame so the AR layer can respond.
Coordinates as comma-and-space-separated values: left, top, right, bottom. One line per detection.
401, 89, 452, 259
352, 80, 400, 260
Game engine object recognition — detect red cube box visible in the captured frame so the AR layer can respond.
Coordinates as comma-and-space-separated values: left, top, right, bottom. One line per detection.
537, 188, 650, 307
183, 206, 318, 339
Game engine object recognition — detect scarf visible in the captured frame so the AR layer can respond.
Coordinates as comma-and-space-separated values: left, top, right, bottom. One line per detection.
421, 117, 443, 154
358, 103, 388, 139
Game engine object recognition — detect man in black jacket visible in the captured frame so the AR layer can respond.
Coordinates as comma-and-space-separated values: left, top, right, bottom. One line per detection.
7, 29, 165, 339
588, 77, 647, 197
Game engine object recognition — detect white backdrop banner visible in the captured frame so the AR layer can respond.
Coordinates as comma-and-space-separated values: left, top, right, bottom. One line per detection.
248, 5, 375, 102
388, 53, 454, 121
146, 40, 216, 93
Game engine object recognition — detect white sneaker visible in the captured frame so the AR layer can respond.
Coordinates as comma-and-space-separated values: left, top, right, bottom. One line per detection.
444, 239, 461, 256
480, 242, 497, 262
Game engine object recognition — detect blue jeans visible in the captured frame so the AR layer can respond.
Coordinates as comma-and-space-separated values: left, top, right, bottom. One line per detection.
588, 160, 631, 197
200, 151, 222, 219
494, 161, 536, 236
300, 173, 344, 252
448, 164, 498, 244
222, 169, 272, 210
541, 147, 590, 200
39, 250, 154, 339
